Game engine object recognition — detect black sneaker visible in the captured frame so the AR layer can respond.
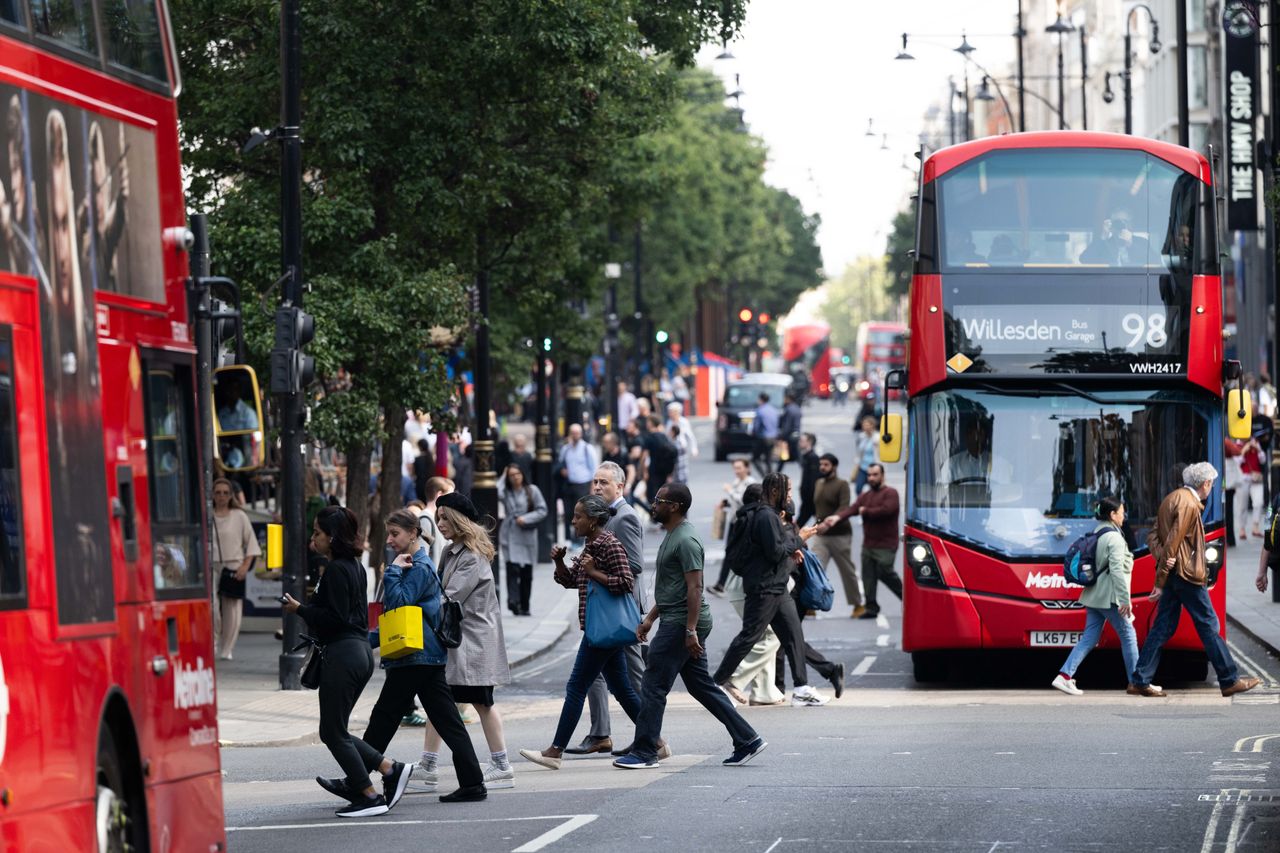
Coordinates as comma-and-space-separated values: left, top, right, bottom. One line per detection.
335, 793, 389, 818
316, 775, 358, 802
722, 737, 767, 766
382, 761, 413, 810
830, 662, 845, 700
439, 783, 488, 803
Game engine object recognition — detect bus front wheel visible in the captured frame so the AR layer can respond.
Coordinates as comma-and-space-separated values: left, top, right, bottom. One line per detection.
912, 651, 949, 683
96, 730, 148, 853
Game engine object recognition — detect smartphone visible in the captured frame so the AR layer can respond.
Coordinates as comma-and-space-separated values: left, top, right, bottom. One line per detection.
278, 595, 290, 604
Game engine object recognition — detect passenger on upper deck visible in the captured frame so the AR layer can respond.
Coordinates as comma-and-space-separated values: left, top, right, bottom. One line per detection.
1079, 209, 1149, 266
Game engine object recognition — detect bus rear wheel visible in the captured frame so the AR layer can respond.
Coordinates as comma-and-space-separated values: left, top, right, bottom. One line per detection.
96, 731, 148, 853
912, 651, 949, 683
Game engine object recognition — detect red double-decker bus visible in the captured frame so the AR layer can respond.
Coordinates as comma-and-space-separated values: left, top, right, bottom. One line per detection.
890, 132, 1246, 683
0, 4, 226, 850
782, 322, 832, 399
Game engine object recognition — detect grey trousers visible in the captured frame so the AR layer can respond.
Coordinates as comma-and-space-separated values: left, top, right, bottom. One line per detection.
587, 574, 648, 739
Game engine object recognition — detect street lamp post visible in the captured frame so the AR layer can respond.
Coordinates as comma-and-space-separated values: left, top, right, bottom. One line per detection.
603, 261, 622, 433
1015, 0, 1026, 132
1045, 7, 1075, 131
1117, 5, 1161, 135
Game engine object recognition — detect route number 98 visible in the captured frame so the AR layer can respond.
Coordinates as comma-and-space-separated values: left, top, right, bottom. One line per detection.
1121, 313, 1167, 348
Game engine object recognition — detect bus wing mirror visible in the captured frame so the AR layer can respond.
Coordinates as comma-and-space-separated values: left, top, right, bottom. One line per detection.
884, 369, 906, 391
880, 413, 903, 464
212, 365, 266, 471
1226, 388, 1253, 440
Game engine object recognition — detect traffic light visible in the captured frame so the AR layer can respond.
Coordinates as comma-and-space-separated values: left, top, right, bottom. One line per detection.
542, 336, 553, 352
758, 312, 771, 325
654, 329, 669, 344
270, 305, 315, 393
738, 308, 753, 323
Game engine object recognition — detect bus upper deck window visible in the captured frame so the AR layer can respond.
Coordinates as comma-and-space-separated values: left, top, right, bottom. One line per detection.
1, 0, 23, 25
101, 0, 168, 82
28, 0, 97, 55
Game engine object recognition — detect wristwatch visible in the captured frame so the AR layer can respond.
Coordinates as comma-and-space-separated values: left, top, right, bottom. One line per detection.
685, 628, 697, 637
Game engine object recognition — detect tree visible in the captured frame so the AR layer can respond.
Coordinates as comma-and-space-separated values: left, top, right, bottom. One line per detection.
171, 1, 748, 549
884, 208, 915, 298
820, 257, 895, 351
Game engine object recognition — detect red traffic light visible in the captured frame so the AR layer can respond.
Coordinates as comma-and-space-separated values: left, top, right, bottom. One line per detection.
738, 308, 753, 322
758, 312, 771, 324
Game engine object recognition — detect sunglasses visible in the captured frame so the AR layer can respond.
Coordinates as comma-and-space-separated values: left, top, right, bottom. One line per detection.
652, 497, 679, 507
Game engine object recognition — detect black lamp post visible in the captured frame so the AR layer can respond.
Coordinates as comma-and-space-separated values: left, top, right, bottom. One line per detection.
896, 34, 1016, 136
1045, 6, 1075, 131
1126, 5, 1160, 136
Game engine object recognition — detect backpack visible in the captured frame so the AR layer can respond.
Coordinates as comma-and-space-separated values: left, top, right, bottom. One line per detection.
647, 432, 678, 472
797, 550, 835, 612
1062, 529, 1112, 587
1265, 493, 1280, 552
723, 509, 755, 577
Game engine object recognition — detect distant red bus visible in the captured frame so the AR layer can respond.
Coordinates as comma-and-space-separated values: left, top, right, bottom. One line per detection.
900, 132, 1230, 683
854, 321, 906, 386
0, 4, 226, 851
782, 322, 832, 398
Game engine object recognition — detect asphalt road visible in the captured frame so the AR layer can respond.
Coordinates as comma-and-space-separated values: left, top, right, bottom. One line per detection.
222, 398, 1280, 852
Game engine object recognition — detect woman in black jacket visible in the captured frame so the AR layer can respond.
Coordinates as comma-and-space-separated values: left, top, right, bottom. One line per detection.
282, 506, 412, 818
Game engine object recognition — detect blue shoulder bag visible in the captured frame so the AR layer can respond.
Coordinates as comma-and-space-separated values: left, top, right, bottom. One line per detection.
585, 580, 642, 648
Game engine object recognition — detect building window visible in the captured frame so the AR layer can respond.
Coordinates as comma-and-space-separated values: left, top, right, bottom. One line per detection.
1189, 45, 1207, 110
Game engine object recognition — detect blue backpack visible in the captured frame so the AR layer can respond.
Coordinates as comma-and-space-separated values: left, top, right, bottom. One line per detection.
798, 550, 835, 612
1062, 529, 1111, 586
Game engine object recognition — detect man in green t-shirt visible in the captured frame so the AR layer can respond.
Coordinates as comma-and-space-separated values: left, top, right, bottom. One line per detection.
613, 483, 767, 769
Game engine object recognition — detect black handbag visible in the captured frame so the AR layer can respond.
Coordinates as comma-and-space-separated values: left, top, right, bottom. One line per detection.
431, 595, 463, 649
294, 634, 324, 689
218, 567, 246, 600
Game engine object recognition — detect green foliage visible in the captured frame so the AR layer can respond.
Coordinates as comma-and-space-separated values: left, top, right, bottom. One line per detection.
885, 208, 915, 298
820, 256, 896, 351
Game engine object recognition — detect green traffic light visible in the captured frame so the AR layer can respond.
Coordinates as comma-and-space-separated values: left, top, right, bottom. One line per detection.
542, 337, 552, 352
655, 329, 669, 344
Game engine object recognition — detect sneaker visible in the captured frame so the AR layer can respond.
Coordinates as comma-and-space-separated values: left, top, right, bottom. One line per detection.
829, 663, 845, 699
708, 584, 726, 597
791, 685, 828, 706
401, 711, 428, 727
382, 761, 413, 810
409, 764, 438, 793
316, 775, 358, 802
483, 763, 516, 788
439, 784, 487, 803
723, 737, 768, 766
612, 754, 660, 769
1051, 674, 1084, 696
336, 793, 389, 818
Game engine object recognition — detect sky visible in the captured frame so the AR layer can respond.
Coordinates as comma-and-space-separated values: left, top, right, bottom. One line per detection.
696, 0, 1020, 279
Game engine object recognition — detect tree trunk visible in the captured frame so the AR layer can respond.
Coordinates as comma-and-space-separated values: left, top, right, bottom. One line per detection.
344, 440, 373, 561
370, 405, 405, 574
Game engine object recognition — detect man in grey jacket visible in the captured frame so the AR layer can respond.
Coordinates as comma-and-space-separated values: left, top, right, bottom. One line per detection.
563, 462, 648, 756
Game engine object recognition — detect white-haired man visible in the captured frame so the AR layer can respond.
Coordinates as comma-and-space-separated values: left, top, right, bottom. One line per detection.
666, 401, 697, 459
564, 461, 650, 756
1129, 462, 1259, 698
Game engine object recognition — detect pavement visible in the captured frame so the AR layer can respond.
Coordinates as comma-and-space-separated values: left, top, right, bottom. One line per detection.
216, 561, 580, 748
1225, 532, 1280, 659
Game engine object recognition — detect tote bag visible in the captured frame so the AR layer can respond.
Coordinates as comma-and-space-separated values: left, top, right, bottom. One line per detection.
584, 580, 642, 648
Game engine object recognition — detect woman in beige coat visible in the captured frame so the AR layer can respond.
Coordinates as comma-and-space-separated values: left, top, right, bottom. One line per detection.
1051, 498, 1139, 696
419, 492, 511, 800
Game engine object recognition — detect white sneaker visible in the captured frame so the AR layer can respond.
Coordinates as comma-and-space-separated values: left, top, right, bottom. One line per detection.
1051, 674, 1084, 696
791, 685, 828, 706
482, 763, 515, 789
408, 763, 438, 793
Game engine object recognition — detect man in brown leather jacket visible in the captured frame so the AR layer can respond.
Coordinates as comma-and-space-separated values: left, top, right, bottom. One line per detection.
1129, 462, 1260, 698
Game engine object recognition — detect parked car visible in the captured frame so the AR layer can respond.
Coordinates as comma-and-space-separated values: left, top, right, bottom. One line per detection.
714, 373, 793, 462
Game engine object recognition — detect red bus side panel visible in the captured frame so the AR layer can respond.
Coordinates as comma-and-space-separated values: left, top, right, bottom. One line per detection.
908, 275, 946, 395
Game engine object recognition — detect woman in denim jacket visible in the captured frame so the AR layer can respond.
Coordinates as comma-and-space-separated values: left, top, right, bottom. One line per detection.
363, 509, 484, 800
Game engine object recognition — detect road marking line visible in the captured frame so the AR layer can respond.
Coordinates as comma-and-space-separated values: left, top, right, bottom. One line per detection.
512, 814, 598, 853
515, 647, 579, 678
1226, 639, 1280, 688
876, 634, 890, 647
228, 815, 590, 833
1233, 734, 1280, 753
763, 838, 783, 853
875, 615, 890, 629
892, 751, 911, 755
1199, 792, 1229, 853
1224, 789, 1250, 853
994, 752, 1015, 755
852, 655, 877, 675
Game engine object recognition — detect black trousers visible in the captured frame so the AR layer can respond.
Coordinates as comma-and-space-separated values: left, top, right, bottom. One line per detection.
317, 637, 380, 791
560, 481, 590, 538
713, 589, 809, 687
751, 438, 773, 479
363, 664, 484, 788
796, 497, 816, 529
506, 563, 533, 614
776, 602, 837, 691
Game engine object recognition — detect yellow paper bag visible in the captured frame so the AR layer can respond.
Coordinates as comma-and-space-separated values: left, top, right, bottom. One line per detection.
379, 605, 424, 659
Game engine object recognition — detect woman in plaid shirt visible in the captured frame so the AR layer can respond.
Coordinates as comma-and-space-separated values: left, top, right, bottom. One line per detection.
520, 495, 666, 769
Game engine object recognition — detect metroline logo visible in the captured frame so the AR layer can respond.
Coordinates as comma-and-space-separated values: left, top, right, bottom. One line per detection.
174, 657, 216, 710
1025, 572, 1083, 590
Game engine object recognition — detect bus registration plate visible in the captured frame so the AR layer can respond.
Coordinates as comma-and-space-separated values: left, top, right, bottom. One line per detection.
1030, 631, 1082, 647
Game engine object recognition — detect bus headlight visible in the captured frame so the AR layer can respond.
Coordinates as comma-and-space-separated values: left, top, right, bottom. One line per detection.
905, 539, 946, 588
1205, 543, 1223, 586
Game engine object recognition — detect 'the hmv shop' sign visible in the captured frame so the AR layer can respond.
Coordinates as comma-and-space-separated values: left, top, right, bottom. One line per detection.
1223, 0, 1260, 231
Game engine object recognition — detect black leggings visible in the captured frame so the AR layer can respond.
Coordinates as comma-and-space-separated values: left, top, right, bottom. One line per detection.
506, 563, 532, 614
318, 637, 381, 790
363, 664, 484, 788
713, 590, 809, 688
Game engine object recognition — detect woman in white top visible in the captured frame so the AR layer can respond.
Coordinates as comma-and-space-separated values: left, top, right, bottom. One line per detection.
213, 477, 261, 660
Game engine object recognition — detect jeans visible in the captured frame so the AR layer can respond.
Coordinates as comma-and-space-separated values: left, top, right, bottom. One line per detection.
362, 664, 483, 787
1059, 605, 1139, 681
586, 642, 646, 739
317, 637, 379, 791
631, 620, 758, 761
553, 639, 642, 748
1132, 575, 1239, 689
713, 589, 809, 687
